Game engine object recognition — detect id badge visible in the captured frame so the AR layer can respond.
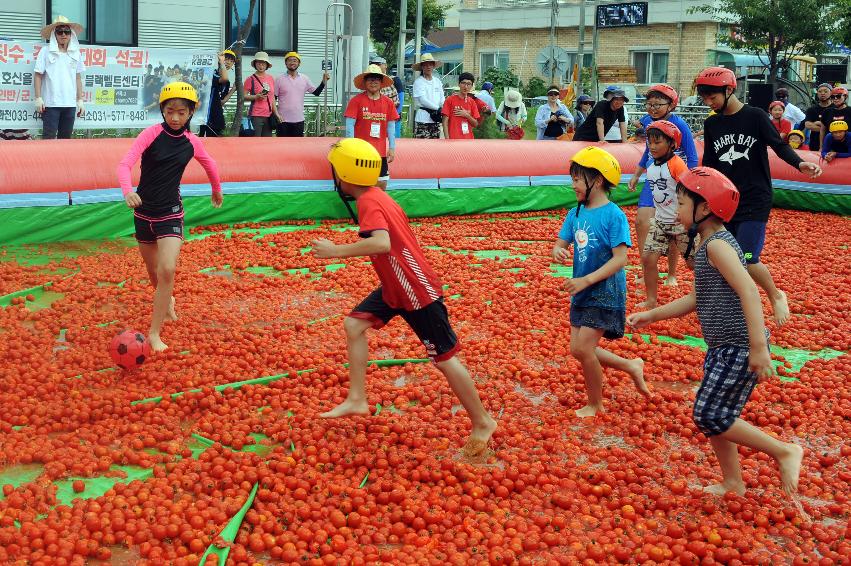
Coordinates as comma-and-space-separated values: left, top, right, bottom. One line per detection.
461, 121, 470, 135
370, 121, 381, 138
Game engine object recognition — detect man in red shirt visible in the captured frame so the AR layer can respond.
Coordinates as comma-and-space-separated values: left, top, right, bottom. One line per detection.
312, 138, 497, 457
442, 72, 481, 139
344, 64, 399, 189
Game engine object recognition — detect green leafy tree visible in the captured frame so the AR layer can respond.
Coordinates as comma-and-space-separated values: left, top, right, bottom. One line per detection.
522, 77, 548, 98
481, 67, 521, 90
371, 0, 449, 67
693, 0, 832, 89
829, 0, 851, 47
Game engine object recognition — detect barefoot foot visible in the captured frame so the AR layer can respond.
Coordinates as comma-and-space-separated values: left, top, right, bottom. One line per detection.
166, 296, 178, 322
703, 481, 746, 497
462, 416, 498, 457
771, 291, 790, 326
320, 398, 369, 418
777, 443, 804, 496
637, 299, 657, 310
575, 404, 603, 418
628, 358, 651, 396
664, 275, 678, 287
148, 334, 168, 353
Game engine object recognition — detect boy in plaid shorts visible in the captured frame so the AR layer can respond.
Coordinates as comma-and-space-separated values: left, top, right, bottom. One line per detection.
628, 167, 803, 497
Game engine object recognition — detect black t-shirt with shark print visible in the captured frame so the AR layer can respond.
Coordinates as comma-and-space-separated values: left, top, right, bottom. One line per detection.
702, 104, 802, 223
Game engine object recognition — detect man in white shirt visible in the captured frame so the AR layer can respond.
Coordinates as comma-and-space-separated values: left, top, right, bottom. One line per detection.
412, 54, 445, 139
775, 87, 806, 127
34, 16, 86, 139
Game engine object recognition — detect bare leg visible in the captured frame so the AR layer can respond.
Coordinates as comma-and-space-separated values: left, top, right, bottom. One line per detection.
634, 208, 654, 284
148, 237, 182, 352
596, 347, 649, 396
704, 436, 746, 495
746, 262, 789, 326
435, 356, 497, 456
718, 419, 803, 495
320, 316, 372, 418
639, 251, 660, 309
570, 326, 606, 417
139, 242, 177, 322
665, 240, 679, 286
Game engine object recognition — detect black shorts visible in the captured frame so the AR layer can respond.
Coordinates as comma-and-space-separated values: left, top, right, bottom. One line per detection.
134, 213, 184, 244
350, 287, 460, 362
378, 157, 389, 180
724, 220, 767, 264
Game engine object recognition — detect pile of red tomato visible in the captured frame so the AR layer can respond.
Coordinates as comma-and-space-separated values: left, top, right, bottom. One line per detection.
0, 208, 848, 565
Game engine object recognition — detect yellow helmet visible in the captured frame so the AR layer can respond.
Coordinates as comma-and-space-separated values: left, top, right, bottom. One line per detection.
159, 81, 199, 105
284, 51, 301, 62
222, 49, 236, 59
829, 120, 848, 133
570, 146, 622, 187
328, 138, 382, 187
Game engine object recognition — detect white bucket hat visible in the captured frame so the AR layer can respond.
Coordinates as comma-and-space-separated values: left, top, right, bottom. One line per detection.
251, 51, 273, 69
504, 90, 523, 108
41, 15, 83, 41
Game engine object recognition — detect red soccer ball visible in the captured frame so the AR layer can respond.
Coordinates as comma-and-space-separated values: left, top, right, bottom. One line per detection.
109, 330, 150, 370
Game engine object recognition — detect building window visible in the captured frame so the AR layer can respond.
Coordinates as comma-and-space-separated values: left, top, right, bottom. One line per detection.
631, 50, 669, 84
48, 0, 137, 46
480, 51, 509, 72
226, 0, 296, 55
564, 52, 593, 81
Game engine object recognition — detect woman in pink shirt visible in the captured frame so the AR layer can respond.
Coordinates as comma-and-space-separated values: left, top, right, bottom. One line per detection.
243, 51, 282, 137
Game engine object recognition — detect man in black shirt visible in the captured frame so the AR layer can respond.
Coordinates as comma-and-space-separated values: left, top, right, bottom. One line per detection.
199, 50, 235, 137
695, 67, 821, 326
573, 86, 628, 142
819, 87, 849, 150
803, 83, 832, 152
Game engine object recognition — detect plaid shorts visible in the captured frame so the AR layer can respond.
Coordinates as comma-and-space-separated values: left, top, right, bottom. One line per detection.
643, 218, 695, 257
692, 345, 760, 436
414, 122, 440, 139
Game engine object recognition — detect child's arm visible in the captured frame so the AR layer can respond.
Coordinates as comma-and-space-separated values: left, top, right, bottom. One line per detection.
312, 230, 391, 259
565, 244, 627, 295
679, 122, 700, 168
627, 291, 696, 327
552, 237, 570, 263
117, 125, 161, 196
189, 136, 223, 207
707, 239, 772, 376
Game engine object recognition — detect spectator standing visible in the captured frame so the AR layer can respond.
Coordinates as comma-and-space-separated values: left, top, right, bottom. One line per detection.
243, 52, 281, 137
344, 64, 399, 189
412, 54, 445, 139
767, 100, 792, 140
199, 50, 235, 137
604, 104, 630, 142
369, 55, 403, 120
495, 89, 527, 137
820, 87, 849, 148
775, 87, 806, 127
34, 16, 85, 139
441, 72, 480, 139
274, 51, 329, 137
535, 86, 572, 140
574, 94, 594, 130
573, 86, 627, 142
803, 83, 833, 152
477, 82, 497, 113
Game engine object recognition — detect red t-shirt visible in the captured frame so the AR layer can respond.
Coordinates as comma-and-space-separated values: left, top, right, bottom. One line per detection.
471, 95, 489, 114
344, 93, 400, 157
770, 117, 792, 139
243, 74, 275, 117
442, 93, 481, 139
357, 188, 443, 311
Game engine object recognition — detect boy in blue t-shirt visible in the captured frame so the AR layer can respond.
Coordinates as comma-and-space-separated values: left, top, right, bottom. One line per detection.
553, 147, 649, 418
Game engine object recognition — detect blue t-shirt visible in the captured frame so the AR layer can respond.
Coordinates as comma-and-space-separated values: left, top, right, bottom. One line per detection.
558, 202, 631, 310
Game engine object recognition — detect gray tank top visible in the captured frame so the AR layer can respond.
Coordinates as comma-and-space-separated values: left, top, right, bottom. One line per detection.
694, 230, 750, 348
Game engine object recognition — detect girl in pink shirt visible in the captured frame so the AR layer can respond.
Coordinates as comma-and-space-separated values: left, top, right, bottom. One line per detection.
117, 82, 223, 353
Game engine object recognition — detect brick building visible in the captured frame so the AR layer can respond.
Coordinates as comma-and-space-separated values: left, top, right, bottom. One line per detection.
460, 0, 724, 97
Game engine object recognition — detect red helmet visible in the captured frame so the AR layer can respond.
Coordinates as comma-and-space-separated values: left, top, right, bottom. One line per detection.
832, 87, 848, 96
646, 119, 682, 149
695, 67, 737, 89
646, 83, 679, 109
678, 167, 739, 223
768, 100, 785, 111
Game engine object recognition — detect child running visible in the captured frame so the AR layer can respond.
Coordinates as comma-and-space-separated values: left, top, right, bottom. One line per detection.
553, 147, 649, 417
312, 138, 497, 456
695, 67, 821, 325
118, 82, 223, 352
627, 167, 803, 497
639, 120, 691, 309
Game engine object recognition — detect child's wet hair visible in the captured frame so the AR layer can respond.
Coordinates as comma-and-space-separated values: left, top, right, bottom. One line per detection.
160, 98, 196, 112
570, 161, 614, 193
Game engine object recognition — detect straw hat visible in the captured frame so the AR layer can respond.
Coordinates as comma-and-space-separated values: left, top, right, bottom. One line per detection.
251, 51, 273, 69
41, 15, 83, 41
412, 53, 442, 71
354, 64, 393, 90
504, 90, 523, 108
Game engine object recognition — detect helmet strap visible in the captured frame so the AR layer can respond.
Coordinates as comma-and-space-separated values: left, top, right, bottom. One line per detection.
576, 170, 595, 218
683, 209, 712, 260
331, 166, 359, 224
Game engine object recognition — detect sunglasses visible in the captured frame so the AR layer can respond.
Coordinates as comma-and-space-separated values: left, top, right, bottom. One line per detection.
831, 94, 845, 99
55, 28, 72, 35
547, 92, 559, 96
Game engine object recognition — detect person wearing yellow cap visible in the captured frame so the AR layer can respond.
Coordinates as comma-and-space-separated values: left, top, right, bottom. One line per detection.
312, 138, 497, 458
273, 51, 331, 137
200, 50, 236, 137
821, 120, 850, 162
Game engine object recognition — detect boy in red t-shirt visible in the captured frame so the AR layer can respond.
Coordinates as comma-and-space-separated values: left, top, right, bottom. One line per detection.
312, 138, 497, 456
442, 72, 481, 139
344, 65, 400, 189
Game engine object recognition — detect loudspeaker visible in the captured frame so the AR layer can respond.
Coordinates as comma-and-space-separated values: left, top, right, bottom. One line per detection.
747, 84, 775, 111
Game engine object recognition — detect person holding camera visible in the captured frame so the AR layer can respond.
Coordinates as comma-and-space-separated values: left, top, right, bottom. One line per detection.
412, 54, 445, 139
535, 86, 573, 140
243, 51, 281, 137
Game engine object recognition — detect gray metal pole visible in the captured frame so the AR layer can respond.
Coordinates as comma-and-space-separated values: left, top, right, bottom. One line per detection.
397, 0, 407, 77
577, 0, 586, 95
591, 0, 599, 100
411, 0, 423, 133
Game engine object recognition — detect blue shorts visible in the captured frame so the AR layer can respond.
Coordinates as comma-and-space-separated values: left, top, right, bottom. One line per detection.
638, 181, 655, 208
569, 305, 625, 340
724, 220, 767, 264
693, 345, 760, 436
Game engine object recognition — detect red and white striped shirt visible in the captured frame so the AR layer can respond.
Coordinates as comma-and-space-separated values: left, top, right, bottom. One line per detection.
357, 188, 442, 311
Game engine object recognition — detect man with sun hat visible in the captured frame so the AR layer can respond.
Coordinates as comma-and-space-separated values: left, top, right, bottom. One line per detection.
273, 50, 330, 137
34, 15, 86, 139
344, 64, 400, 189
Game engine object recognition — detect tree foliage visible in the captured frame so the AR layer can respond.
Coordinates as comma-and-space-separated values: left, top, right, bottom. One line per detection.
481, 67, 521, 90
371, 0, 449, 67
829, 0, 851, 47
693, 0, 832, 87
